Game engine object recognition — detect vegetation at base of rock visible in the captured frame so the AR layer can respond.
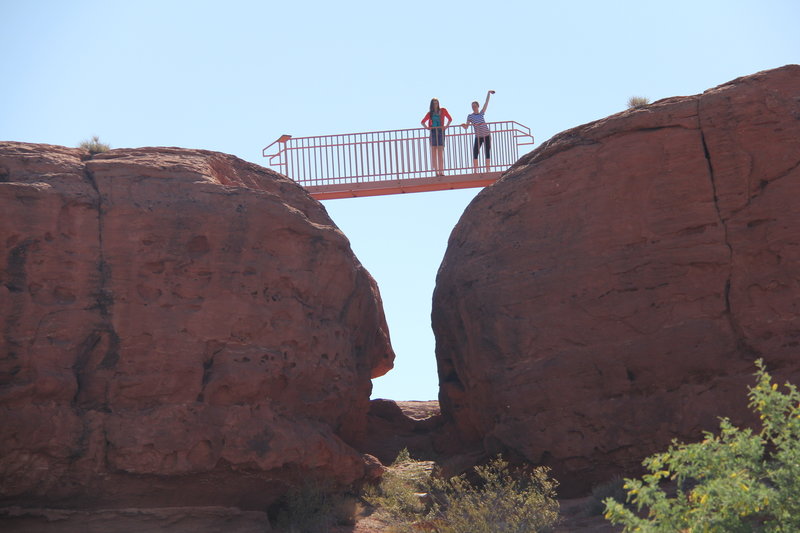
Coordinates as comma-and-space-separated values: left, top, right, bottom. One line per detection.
364, 450, 559, 533
427, 457, 560, 533
362, 448, 433, 530
393, 446, 413, 465
78, 135, 110, 154
584, 475, 627, 516
273, 479, 358, 533
604, 359, 800, 532
627, 96, 650, 108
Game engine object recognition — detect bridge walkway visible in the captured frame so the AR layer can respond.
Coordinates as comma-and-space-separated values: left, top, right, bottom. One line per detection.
263, 121, 534, 200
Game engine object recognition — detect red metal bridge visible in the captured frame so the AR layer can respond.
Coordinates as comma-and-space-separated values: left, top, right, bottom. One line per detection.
263, 121, 534, 200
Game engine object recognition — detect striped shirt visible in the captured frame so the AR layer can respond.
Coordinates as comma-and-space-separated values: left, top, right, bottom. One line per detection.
466, 112, 490, 137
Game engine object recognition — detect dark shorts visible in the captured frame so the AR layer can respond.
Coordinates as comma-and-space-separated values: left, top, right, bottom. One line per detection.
473, 135, 491, 159
430, 127, 445, 147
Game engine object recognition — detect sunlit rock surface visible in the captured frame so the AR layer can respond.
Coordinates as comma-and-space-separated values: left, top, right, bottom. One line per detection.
432, 65, 800, 495
0, 143, 393, 511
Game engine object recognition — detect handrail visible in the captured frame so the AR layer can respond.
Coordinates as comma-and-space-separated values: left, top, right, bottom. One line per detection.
262, 121, 534, 197
262, 134, 292, 166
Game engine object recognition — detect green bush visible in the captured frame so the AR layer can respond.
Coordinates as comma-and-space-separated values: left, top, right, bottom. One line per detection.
427, 457, 559, 533
78, 135, 111, 154
627, 96, 650, 109
364, 453, 559, 533
274, 479, 357, 533
604, 359, 800, 532
394, 447, 413, 465
362, 449, 432, 531
363, 468, 427, 526
584, 475, 627, 516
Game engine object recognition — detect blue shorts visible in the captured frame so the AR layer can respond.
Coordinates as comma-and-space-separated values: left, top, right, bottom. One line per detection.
430, 127, 445, 147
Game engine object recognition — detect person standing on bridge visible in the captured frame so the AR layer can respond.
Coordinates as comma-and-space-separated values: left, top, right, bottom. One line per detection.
421, 98, 452, 177
462, 90, 495, 173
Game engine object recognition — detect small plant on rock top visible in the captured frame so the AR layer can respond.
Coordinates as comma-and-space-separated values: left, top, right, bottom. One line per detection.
78, 135, 111, 154
603, 359, 800, 532
627, 96, 650, 109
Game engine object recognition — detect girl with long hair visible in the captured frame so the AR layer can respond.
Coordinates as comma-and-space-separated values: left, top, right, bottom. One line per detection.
420, 98, 452, 176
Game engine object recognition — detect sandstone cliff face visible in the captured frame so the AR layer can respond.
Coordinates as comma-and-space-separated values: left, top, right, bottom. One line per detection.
432, 65, 800, 494
0, 143, 393, 509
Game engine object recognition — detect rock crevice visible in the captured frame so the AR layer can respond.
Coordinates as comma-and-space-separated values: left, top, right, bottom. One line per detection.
697, 101, 744, 356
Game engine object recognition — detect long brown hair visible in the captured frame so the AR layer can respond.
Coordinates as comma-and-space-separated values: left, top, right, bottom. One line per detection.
429, 98, 440, 116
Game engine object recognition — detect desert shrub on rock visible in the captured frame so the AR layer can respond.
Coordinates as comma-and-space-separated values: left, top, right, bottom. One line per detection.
78, 135, 110, 154
604, 359, 800, 532
627, 96, 650, 108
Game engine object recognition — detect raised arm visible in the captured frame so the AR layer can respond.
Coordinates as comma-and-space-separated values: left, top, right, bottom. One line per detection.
420, 112, 430, 129
480, 90, 495, 114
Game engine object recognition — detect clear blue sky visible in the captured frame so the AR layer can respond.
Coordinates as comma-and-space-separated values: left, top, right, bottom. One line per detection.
2, 1, 797, 400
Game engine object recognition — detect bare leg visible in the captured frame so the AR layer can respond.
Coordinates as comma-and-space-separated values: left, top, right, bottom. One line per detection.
431, 146, 438, 174
473, 159, 479, 172
436, 147, 445, 176
485, 159, 490, 173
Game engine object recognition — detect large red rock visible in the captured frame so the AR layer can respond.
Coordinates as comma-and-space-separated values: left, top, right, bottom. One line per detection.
0, 506, 271, 533
0, 144, 393, 510
432, 65, 800, 495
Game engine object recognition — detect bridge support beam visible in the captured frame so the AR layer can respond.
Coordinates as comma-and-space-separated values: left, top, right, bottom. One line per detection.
306, 171, 502, 200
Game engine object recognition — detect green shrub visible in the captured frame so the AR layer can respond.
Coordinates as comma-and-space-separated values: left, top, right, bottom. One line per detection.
363, 468, 427, 526
627, 96, 650, 109
274, 479, 356, 533
604, 359, 800, 532
393, 447, 413, 465
364, 453, 559, 533
427, 457, 560, 533
584, 475, 627, 516
78, 135, 111, 154
363, 449, 432, 531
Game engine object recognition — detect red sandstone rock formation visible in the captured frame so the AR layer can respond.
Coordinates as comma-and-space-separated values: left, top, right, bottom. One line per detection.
363, 399, 442, 465
0, 144, 393, 510
0, 506, 271, 533
432, 65, 800, 495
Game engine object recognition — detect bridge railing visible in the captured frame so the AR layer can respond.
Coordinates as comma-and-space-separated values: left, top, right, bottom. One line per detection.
262, 121, 534, 189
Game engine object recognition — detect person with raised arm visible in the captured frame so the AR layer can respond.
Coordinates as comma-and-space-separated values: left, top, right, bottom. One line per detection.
462, 90, 495, 173
421, 98, 452, 177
